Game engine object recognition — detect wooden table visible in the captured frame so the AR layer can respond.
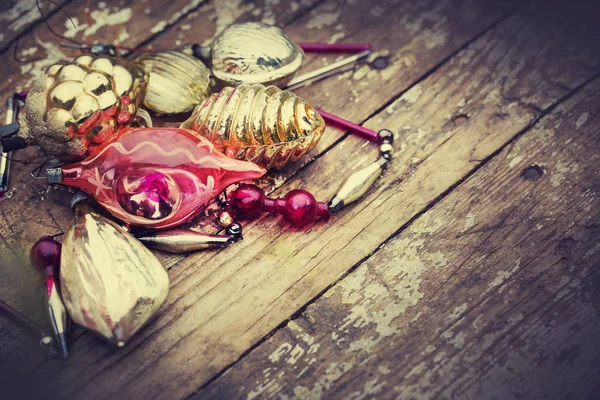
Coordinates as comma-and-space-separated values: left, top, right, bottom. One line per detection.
1, 0, 599, 398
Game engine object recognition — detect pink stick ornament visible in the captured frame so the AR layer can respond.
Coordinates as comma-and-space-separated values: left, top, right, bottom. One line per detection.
297, 43, 371, 53
316, 109, 379, 142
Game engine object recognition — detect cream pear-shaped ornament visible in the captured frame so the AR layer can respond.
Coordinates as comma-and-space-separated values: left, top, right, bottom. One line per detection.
60, 192, 169, 346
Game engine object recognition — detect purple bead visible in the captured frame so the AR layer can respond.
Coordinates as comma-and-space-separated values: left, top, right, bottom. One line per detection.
230, 184, 265, 220
30, 236, 61, 276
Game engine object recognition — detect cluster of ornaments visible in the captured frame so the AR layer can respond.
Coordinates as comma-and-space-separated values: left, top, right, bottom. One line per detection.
0, 22, 394, 356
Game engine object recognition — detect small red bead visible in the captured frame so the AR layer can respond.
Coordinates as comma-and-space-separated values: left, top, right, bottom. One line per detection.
30, 236, 62, 276
230, 184, 265, 220
281, 189, 318, 227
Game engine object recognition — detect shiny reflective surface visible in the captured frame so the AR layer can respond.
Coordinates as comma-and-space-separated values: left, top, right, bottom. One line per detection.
136, 229, 235, 253
181, 84, 325, 169
48, 127, 265, 229
327, 158, 386, 213
19, 55, 147, 160
210, 22, 304, 88
136, 51, 211, 114
60, 200, 169, 346
46, 277, 69, 358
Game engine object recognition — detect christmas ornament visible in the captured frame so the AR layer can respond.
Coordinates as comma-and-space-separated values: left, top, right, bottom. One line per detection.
136, 228, 239, 253
230, 184, 330, 227
60, 193, 169, 346
0, 16, 396, 356
285, 50, 370, 91
18, 54, 148, 160
200, 22, 305, 88
135, 51, 211, 114
189, 21, 370, 90
327, 129, 393, 211
45, 127, 265, 229
30, 236, 69, 358
180, 83, 326, 169
228, 129, 394, 227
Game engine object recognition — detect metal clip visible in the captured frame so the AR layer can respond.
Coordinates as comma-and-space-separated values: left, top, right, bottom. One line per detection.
60, 42, 117, 56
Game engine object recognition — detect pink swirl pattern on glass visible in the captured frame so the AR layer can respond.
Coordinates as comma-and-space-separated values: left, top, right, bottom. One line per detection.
59, 127, 266, 228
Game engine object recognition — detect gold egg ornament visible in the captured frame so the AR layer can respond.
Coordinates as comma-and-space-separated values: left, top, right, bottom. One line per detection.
135, 51, 211, 114
205, 22, 305, 88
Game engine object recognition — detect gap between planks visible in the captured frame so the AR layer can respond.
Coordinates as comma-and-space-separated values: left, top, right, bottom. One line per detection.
4, 0, 596, 396
42, 0, 596, 396
182, 3, 535, 395
188, 30, 600, 400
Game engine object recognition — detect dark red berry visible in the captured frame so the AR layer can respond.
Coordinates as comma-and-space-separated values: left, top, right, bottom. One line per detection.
30, 236, 61, 276
281, 190, 318, 227
230, 184, 265, 220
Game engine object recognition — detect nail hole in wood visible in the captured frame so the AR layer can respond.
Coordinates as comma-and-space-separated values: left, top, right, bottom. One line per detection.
522, 165, 544, 181
371, 56, 389, 70
556, 237, 577, 258
453, 114, 468, 126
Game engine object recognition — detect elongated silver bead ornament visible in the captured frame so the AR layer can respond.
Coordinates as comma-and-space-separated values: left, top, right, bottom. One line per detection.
327, 157, 388, 212
137, 229, 235, 253
328, 129, 394, 212
46, 278, 69, 358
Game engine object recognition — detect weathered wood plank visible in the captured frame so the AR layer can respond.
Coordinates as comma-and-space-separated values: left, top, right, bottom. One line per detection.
0, 0, 322, 386
200, 75, 600, 400
19, 0, 600, 399
3, 0, 528, 398
0, 0, 74, 53
0, 0, 213, 381
154, 0, 527, 271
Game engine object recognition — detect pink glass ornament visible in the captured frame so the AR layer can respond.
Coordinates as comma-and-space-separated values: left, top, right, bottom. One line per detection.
230, 184, 330, 227
30, 236, 69, 358
48, 127, 266, 229
317, 109, 379, 142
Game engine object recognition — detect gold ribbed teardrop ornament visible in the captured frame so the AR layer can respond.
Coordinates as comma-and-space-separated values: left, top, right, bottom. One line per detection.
19, 54, 148, 160
180, 84, 326, 169
59, 195, 169, 346
135, 51, 211, 114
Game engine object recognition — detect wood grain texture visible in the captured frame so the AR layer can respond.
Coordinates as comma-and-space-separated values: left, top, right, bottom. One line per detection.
2, 0, 530, 399
200, 75, 600, 400
0, 0, 73, 53
1, 0, 599, 399
156, 0, 526, 270
0, 0, 321, 389
0, 0, 215, 378
11, 0, 599, 399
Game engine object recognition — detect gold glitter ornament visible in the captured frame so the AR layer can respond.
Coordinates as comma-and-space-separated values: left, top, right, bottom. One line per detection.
180, 83, 326, 170
135, 51, 211, 114
18, 54, 147, 160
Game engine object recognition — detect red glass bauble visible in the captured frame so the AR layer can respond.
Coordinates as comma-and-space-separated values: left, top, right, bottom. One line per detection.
281, 190, 318, 227
230, 184, 265, 219
30, 236, 62, 276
